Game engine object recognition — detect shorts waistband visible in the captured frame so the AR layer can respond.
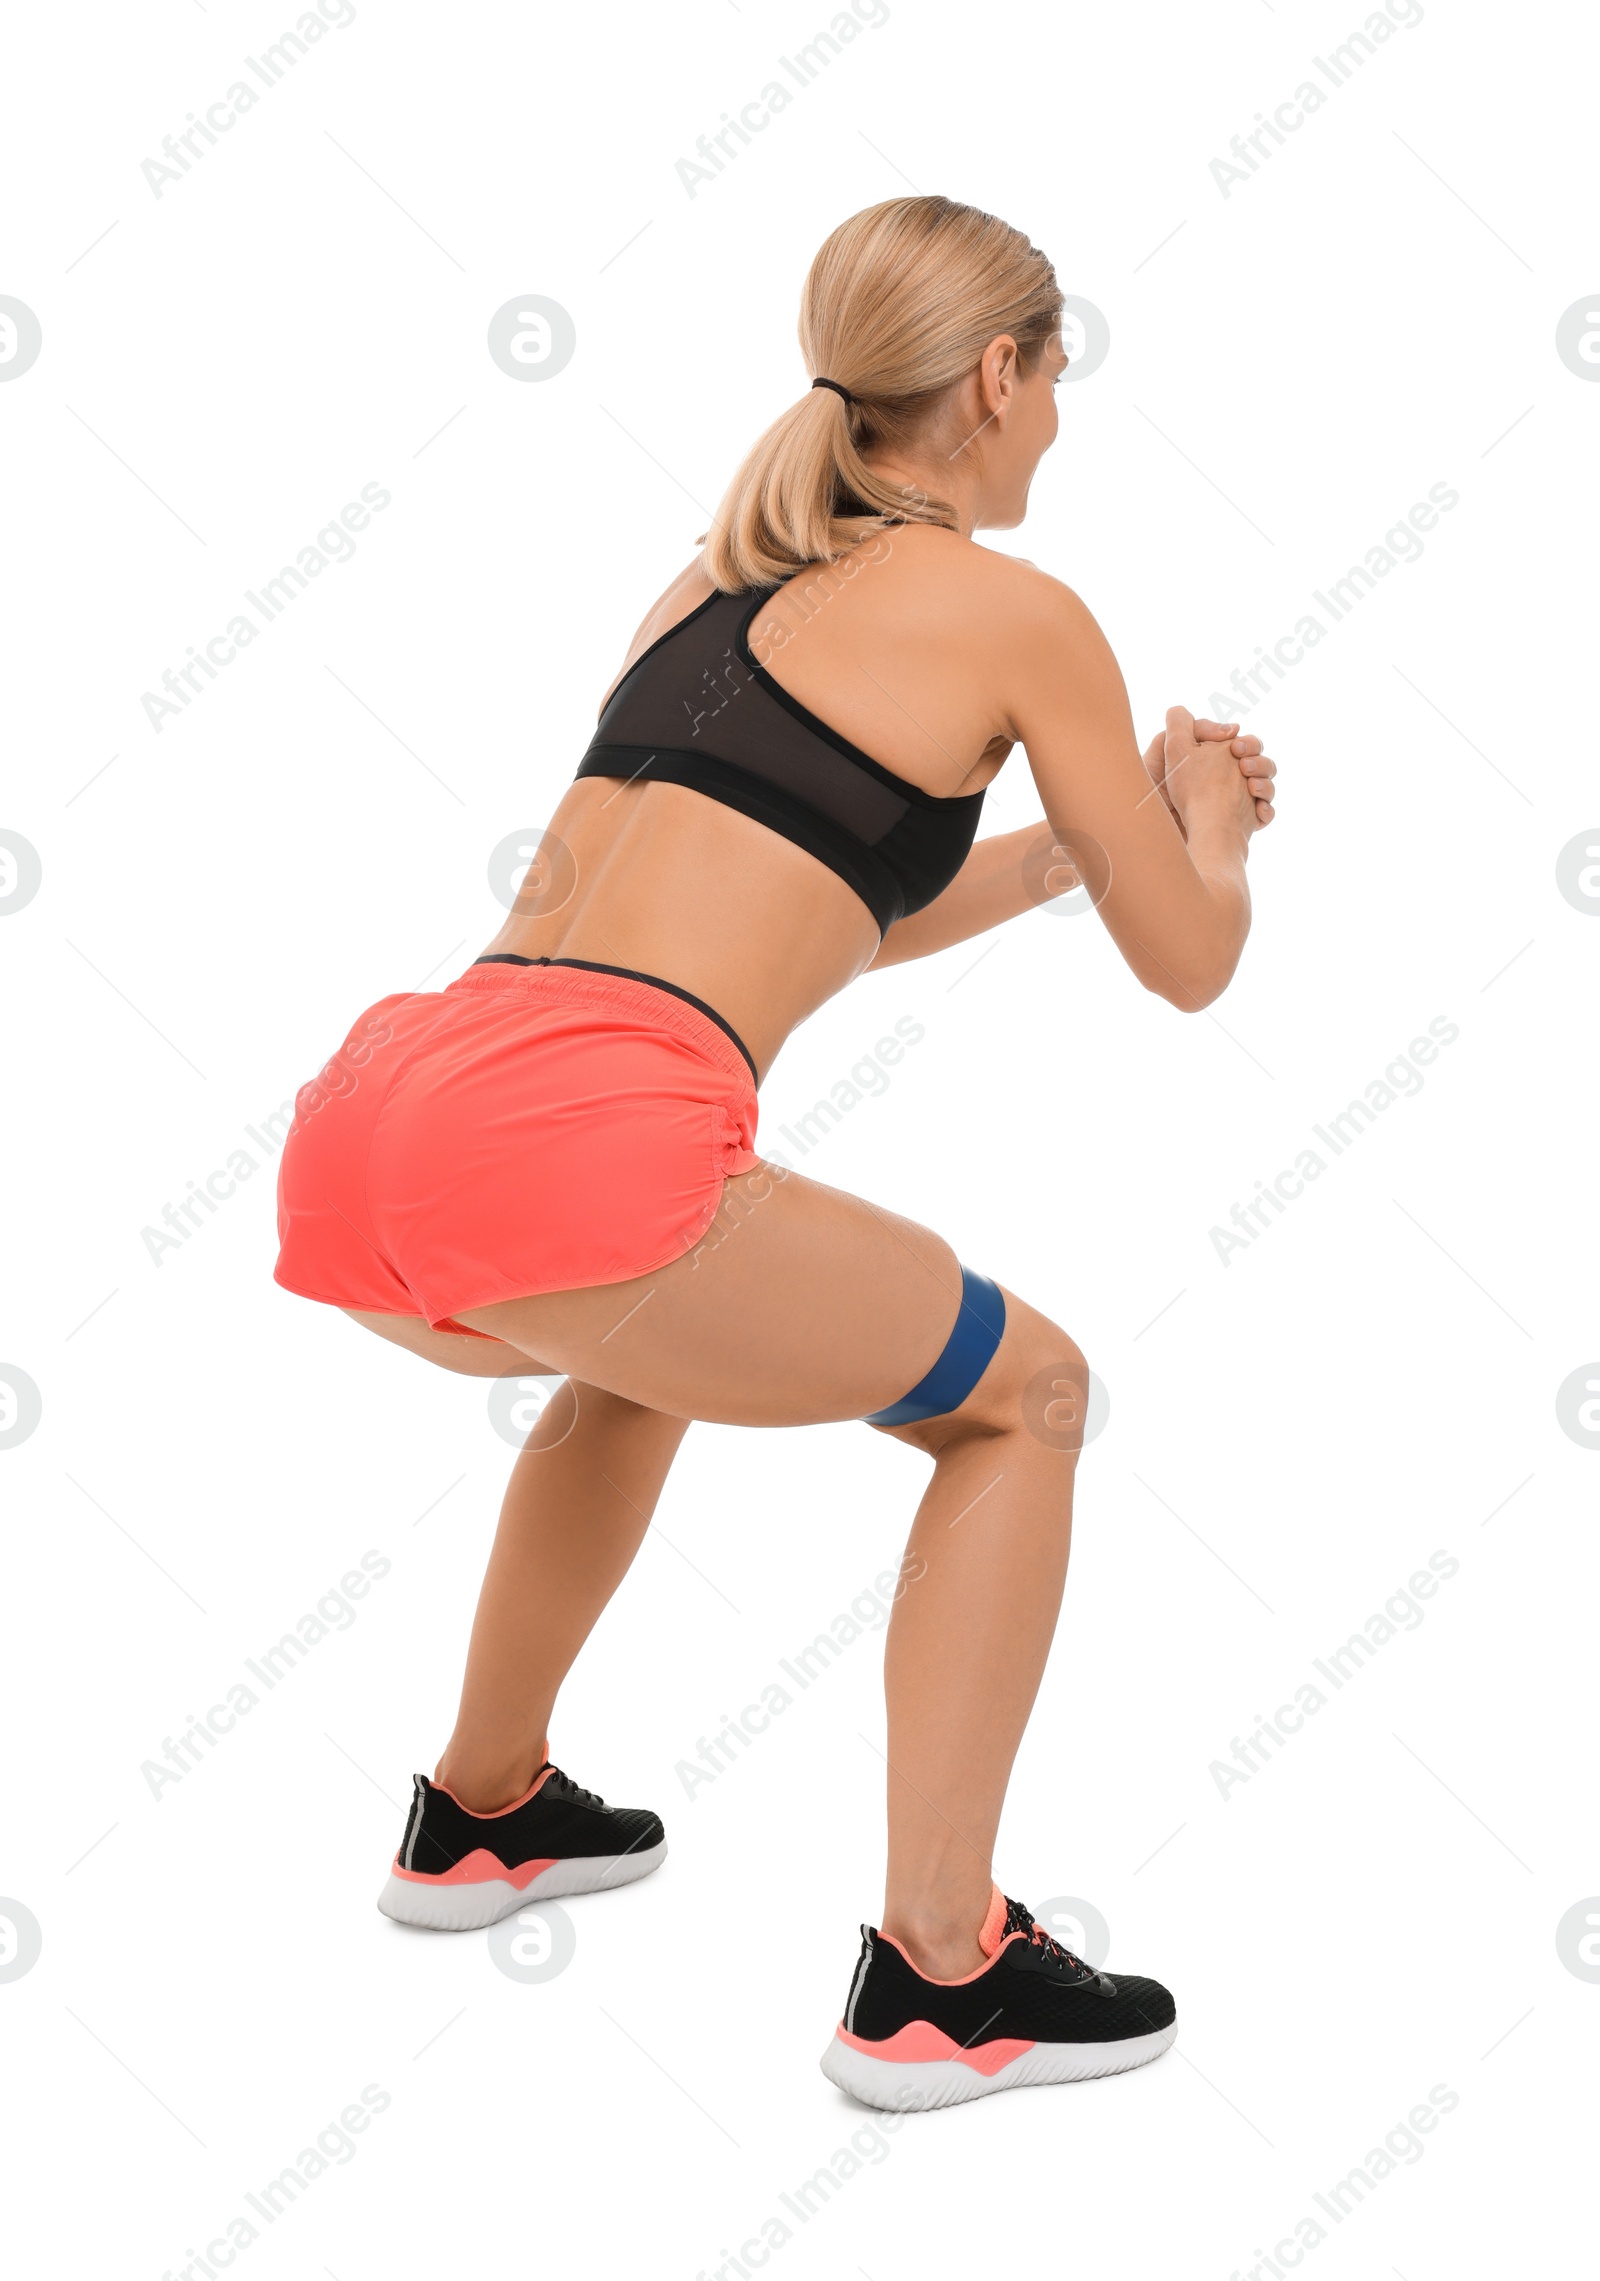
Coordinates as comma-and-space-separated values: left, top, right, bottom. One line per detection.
452, 955, 758, 1086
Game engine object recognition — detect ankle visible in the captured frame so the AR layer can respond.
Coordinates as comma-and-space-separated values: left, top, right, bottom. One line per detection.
880, 1906, 989, 1982
432, 1747, 545, 1814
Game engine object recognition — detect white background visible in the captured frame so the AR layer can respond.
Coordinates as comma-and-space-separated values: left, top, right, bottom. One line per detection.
2, 0, 1596, 2274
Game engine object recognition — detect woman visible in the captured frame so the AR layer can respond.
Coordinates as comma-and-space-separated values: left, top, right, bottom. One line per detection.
275, 195, 1277, 2111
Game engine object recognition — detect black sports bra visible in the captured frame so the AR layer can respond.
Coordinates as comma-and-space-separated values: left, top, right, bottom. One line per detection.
573, 584, 986, 934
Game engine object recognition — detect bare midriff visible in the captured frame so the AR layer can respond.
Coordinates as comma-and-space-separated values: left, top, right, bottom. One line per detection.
478, 774, 880, 1087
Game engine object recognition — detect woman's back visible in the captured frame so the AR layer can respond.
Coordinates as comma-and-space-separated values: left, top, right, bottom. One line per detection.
482, 527, 1026, 1077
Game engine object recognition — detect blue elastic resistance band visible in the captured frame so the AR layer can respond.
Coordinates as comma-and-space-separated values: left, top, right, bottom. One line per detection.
863, 1265, 1007, 1429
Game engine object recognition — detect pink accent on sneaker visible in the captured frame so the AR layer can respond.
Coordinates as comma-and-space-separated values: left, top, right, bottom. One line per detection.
977, 1883, 1009, 1958
834, 2021, 1035, 2076
389, 1847, 559, 1889
876, 1884, 1025, 1985
429, 1761, 556, 1816
876, 1927, 1025, 1985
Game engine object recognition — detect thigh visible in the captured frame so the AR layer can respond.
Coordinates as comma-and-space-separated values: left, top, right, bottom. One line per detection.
456, 1160, 970, 1426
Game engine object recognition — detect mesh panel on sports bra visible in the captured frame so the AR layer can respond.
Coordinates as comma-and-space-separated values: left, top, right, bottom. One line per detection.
593, 592, 910, 845
574, 581, 987, 933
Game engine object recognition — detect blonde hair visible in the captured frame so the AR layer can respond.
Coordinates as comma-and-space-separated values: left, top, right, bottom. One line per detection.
701, 196, 1062, 593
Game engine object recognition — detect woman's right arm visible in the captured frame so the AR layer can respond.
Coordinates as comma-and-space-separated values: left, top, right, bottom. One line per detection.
998, 568, 1266, 1011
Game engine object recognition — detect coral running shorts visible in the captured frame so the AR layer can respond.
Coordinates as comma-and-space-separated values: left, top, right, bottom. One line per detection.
274, 956, 760, 1333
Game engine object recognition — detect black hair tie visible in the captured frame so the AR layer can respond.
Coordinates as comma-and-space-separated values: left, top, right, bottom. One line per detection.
810, 377, 855, 405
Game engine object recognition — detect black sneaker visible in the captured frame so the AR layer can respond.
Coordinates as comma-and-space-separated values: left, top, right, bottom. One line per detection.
820, 1887, 1176, 2109
377, 1758, 666, 1931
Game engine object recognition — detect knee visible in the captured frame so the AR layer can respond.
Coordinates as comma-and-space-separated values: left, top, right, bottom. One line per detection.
885, 1293, 1090, 1457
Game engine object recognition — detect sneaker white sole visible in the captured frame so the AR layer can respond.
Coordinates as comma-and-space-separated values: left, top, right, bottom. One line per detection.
376, 1838, 668, 1932
819, 2018, 1177, 2110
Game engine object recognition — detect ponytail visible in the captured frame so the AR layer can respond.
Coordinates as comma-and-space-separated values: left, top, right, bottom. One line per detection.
701, 195, 1062, 593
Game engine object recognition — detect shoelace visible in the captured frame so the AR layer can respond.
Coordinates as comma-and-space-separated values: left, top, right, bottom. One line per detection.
1003, 1894, 1088, 1972
547, 1763, 606, 1809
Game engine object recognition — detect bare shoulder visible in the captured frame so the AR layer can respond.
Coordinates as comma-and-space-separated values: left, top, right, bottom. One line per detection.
600, 558, 715, 711
870, 527, 1108, 654
975, 554, 1129, 729
630, 557, 716, 651
977, 549, 1108, 652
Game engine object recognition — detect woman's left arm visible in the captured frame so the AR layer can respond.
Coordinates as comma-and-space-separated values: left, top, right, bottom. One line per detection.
866, 827, 1051, 968
868, 725, 1275, 970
